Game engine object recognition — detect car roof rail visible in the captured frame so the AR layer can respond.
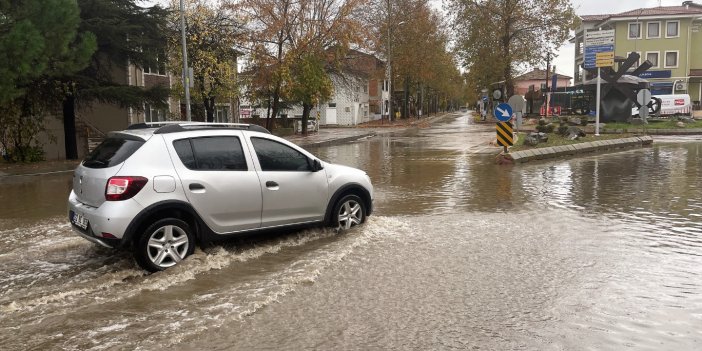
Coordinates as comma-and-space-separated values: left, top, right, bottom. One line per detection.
127, 122, 271, 134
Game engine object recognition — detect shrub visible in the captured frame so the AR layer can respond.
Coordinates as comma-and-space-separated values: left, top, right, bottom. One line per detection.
558, 124, 569, 135
536, 123, 554, 133
6, 145, 45, 163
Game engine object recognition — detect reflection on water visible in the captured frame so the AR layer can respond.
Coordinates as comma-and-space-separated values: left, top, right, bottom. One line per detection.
313, 133, 702, 220
0, 172, 73, 228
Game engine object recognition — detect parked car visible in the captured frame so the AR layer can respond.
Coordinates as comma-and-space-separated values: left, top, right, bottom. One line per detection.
68, 122, 373, 272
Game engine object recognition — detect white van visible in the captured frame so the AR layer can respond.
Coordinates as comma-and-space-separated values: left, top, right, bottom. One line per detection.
632, 94, 692, 117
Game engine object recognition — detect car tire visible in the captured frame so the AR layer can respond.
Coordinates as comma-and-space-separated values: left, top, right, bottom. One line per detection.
330, 194, 366, 230
135, 218, 195, 272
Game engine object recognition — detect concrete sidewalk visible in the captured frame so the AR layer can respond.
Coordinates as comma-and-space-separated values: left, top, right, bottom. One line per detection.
283, 113, 454, 147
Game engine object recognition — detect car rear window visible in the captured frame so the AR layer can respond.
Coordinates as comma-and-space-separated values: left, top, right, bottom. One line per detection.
83, 136, 145, 169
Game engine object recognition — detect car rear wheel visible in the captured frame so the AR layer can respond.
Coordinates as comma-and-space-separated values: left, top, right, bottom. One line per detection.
332, 194, 365, 230
135, 218, 194, 272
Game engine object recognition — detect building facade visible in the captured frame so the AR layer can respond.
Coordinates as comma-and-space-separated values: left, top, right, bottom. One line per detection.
513, 69, 572, 96
239, 50, 386, 127
573, 2, 702, 105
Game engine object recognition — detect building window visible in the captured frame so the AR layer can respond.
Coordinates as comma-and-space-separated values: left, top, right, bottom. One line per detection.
666, 21, 680, 38
664, 51, 678, 68
145, 54, 166, 76
144, 103, 167, 122
328, 102, 337, 108
646, 52, 659, 68
628, 23, 642, 39
647, 22, 661, 38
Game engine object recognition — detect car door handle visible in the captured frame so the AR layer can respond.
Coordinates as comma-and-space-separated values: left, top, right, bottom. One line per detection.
265, 181, 279, 190
189, 183, 205, 191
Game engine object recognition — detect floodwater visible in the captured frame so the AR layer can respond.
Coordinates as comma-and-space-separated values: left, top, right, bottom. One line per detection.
1, 113, 701, 350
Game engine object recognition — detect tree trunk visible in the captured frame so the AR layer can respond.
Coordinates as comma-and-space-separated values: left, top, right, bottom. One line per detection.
265, 94, 272, 129
269, 86, 279, 131
204, 95, 215, 123
301, 102, 312, 136
63, 94, 78, 160
403, 76, 410, 119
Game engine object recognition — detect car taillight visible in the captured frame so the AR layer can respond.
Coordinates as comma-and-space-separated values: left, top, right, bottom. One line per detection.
105, 176, 148, 201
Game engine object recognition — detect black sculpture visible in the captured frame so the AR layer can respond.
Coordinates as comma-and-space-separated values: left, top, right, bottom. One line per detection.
580, 52, 661, 122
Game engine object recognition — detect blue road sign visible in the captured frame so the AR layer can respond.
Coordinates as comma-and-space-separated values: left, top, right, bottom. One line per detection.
494, 103, 513, 122
584, 44, 614, 69
482, 96, 488, 102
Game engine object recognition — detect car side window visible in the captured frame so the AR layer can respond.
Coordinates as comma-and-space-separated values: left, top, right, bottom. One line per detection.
173, 136, 247, 171
251, 137, 311, 172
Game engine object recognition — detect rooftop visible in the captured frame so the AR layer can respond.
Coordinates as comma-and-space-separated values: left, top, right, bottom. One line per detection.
515, 69, 572, 81
579, 1, 702, 23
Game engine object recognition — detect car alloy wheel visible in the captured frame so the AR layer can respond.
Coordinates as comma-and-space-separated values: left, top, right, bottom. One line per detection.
136, 218, 194, 272
335, 194, 365, 230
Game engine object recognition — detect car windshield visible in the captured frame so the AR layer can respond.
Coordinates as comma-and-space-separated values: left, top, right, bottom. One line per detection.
83, 136, 144, 169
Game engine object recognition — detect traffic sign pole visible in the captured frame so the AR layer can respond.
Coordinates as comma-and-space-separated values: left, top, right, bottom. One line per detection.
595, 67, 601, 136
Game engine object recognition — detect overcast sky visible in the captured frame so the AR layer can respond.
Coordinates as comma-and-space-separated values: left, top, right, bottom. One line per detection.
147, 0, 688, 78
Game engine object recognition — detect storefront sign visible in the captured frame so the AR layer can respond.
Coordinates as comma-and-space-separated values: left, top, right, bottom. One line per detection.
637, 70, 672, 79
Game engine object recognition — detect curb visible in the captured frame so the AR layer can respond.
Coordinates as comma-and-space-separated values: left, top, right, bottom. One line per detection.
506, 136, 654, 163
292, 132, 378, 148
519, 127, 702, 135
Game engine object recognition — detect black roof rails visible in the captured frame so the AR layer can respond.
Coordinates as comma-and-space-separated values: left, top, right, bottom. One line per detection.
126, 122, 271, 134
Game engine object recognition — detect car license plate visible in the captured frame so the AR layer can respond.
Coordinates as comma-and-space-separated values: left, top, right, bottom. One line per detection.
71, 211, 88, 230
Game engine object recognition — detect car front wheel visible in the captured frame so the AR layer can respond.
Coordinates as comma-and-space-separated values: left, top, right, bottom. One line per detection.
135, 218, 194, 272
332, 194, 365, 230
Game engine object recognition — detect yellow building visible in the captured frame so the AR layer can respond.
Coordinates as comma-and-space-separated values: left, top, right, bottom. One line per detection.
573, 1, 702, 107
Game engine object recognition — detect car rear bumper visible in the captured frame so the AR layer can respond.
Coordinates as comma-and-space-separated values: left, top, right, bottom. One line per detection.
68, 190, 144, 247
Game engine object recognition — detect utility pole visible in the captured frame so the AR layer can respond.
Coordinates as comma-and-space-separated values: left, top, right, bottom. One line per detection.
385, 0, 393, 123
545, 52, 551, 118
180, 0, 192, 121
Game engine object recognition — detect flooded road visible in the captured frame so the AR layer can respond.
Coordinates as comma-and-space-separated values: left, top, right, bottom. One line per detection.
1, 113, 701, 350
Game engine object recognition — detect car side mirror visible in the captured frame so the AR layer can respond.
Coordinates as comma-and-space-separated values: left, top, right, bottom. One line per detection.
312, 159, 324, 172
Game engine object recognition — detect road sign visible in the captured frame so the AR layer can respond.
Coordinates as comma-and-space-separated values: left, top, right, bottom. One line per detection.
637, 89, 651, 105
584, 44, 615, 69
492, 89, 503, 100
595, 52, 614, 67
496, 122, 513, 147
584, 29, 615, 46
596, 52, 614, 60
507, 95, 525, 113
595, 59, 614, 67
584, 30, 615, 69
494, 103, 513, 122
637, 89, 652, 118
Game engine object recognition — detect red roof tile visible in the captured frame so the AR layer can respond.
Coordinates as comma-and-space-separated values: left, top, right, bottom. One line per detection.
515, 69, 572, 81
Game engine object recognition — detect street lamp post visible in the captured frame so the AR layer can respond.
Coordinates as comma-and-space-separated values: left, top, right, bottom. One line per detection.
180, 0, 192, 121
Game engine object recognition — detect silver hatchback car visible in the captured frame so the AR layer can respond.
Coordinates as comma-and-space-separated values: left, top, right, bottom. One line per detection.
68, 122, 373, 272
